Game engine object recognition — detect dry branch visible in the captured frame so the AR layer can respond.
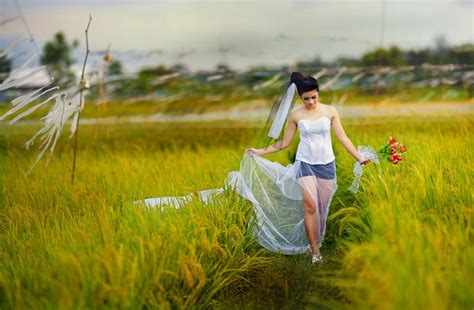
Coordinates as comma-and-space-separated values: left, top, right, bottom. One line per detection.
71, 14, 92, 184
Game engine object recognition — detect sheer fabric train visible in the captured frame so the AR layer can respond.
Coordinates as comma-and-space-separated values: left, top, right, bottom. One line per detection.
140, 152, 338, 255
228, 154, 338, 254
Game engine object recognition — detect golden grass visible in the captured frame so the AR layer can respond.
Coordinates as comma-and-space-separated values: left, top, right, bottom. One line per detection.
0, 115, 472, 308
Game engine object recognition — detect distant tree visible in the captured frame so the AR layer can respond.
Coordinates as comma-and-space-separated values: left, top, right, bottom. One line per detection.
362, 48, 386, 66
405, 38, 473, 65
216, 63, 232, 73
108, 60, 122, 76
0, 54, 12, 83
362, 46, 406, 66
139, 65, 173, 77
41, 31, 79, 84
405, 48, 431, 65
449, 43, 474, 64
387, 46, 405, 66
126, 65, 170, 94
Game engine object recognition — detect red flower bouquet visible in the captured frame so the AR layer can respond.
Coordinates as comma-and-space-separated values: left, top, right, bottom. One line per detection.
379, 136, 407, 165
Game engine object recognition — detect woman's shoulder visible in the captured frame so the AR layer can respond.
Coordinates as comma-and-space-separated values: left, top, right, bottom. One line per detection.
289, 106, 304, 118
320, 103, 338, 115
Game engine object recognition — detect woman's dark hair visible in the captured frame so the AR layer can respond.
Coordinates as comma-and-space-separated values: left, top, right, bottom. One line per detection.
290, 72, 319, 96
256, 71, 320, 147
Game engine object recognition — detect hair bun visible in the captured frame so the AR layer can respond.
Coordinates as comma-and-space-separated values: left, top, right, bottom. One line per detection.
290, 72, 303, 84
289, 72, 319, 95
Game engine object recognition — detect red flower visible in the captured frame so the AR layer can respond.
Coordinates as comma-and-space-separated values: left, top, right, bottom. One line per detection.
379, 136, 406, 166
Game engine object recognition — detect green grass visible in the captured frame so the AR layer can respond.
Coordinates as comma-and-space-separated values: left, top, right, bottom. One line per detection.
0, 115, 473, 308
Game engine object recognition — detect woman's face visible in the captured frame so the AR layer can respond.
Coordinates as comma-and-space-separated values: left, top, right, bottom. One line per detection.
301, 89, 319, 109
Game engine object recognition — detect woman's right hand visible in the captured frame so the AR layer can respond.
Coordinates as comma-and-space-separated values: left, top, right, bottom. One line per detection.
246, 148, 263, 157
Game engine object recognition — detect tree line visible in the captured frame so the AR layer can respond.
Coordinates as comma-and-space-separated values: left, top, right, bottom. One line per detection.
0, 32, 472, 85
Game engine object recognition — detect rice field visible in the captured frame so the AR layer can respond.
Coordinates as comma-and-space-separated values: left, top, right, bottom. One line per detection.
0, 113, 473, 308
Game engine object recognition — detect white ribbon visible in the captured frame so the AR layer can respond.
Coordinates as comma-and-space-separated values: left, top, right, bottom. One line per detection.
348, 145, 380, 193
268, 83, 296, 139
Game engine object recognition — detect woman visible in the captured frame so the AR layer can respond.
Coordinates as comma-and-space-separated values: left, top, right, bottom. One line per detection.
140, 72, 373, 265
245, 72, 370, 264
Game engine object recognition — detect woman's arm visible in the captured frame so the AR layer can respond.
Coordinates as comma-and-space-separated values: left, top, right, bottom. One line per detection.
247, 113, 298, 156
330, 106, 369, 164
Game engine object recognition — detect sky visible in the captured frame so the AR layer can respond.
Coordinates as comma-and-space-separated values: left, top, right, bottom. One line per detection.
0, 0, 473, 72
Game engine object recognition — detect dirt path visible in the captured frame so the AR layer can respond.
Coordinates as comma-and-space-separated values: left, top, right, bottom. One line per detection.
219, 243, 351, 308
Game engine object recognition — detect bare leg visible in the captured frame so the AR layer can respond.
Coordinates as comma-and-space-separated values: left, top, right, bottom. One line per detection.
298, 176, 320, 256
315, 178, 336, 247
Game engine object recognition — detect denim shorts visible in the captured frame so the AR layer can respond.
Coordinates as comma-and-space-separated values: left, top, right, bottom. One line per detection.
296, 160, 336, 180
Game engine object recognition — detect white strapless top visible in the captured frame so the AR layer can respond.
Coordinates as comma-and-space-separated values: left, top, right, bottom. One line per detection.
295, 116, 335, 164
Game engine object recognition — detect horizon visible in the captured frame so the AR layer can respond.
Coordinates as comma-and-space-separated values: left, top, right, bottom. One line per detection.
0, 0, 472, 73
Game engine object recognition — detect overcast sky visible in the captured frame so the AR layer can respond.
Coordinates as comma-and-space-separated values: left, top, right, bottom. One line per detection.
1, 0, 472, 72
